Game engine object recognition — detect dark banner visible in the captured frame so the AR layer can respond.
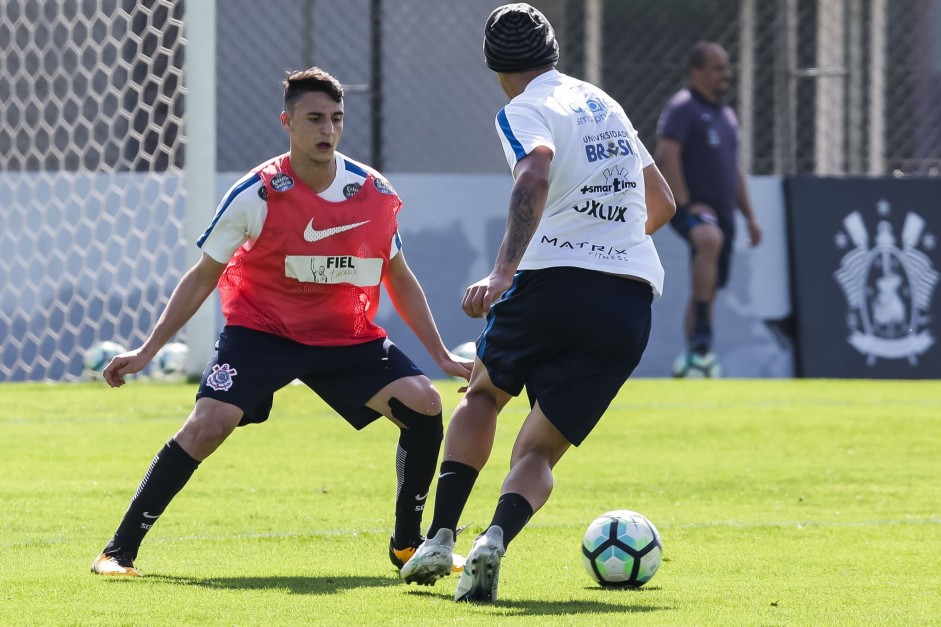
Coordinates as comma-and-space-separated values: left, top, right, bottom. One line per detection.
786, 177, 941, 378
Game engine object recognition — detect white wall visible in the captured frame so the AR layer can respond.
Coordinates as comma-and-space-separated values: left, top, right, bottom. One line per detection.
369, 173, 794, 379
0, 171, 792, 381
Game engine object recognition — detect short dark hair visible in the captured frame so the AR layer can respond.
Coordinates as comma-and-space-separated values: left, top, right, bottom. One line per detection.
687, 41, 719, 72
283, 67, 344, 111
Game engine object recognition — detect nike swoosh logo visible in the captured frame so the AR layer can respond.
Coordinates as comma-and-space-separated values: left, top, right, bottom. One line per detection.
415, 492, 428, 501
304, 218, 370, 242
142, 512, 160, 519
438, 472, 456, 479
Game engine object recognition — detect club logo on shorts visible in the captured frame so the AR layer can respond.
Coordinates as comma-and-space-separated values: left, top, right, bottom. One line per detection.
271, 173, 294, 192
372, 176, 396, 195
207, 363, 238, 391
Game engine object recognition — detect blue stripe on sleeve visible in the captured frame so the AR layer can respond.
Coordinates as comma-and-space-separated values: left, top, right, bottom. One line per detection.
196, 172, 262, 248
343, 158, 369, 178
497, 108, 527, 161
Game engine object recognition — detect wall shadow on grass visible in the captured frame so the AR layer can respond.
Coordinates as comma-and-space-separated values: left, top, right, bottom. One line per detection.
150, 574, 397, 595
405, 587, 668, 616
149, 575, 668, 615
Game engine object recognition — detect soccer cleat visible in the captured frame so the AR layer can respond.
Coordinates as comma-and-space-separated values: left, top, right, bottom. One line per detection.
389, 535, 420, 571
672, 349, 721, 378
390, 534, 466, 573
91, 552, 142, 577
399, 528, 458, 585
454, 526, 505, 603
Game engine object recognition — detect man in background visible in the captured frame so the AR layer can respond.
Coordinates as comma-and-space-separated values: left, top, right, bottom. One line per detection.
655, 41, 761, 376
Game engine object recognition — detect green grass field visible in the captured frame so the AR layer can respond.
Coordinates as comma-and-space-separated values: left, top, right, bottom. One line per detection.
2, 379, 939, 625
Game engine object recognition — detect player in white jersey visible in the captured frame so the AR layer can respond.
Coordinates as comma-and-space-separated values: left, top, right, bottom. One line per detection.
401, 3, 676, 602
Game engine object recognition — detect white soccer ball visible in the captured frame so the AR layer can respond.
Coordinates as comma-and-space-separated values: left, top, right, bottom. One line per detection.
83, 340, 127, 377
449, 341, 477, 381
672, 350, 721, 378
155, 342, 189, 378
451, 341, 477, 361
582, 509, 663, 588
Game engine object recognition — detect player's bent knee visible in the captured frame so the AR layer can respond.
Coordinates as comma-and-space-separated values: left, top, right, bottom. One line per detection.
178, 400, 242, 451
691, 226, 723, 253
388, 396, 443, 441
388, 376, 442, 416
692, 228, 722, 244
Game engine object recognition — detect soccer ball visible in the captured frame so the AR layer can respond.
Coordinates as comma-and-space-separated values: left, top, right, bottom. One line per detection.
83, 340, 127, 377
450, 341, 477, 361
672, 350, 721, 378
581, 510, 663, 588
155, 342, 189, 378
449, 341, 477, 380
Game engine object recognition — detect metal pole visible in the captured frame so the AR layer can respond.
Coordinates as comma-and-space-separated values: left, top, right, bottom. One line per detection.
739, 0, 755, 174
814, 0, 846, 175
868, 0, 887, 174
584, 0, 602, 86
846, 0, 864, 174
303, 0, 315, 67
775, 0, 797, 174
370, 0, 383, 170
182, 0, 217, 377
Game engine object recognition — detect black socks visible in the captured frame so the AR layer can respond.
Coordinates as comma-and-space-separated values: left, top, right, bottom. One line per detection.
489, 492, 533, 548
689, 300, 712, 352
103, 439, 200, 560
427, 460, 479, 538
388, 398, 444, 548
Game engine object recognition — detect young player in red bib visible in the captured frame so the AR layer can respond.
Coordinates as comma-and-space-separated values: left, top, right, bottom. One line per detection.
91, 67, 471, 577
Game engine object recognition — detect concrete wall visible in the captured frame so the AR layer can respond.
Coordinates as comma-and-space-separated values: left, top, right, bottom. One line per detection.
0, 171, 790, 381
366, 173, 793, 379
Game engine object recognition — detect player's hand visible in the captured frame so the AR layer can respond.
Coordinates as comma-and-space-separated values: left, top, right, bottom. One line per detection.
103, 349, 151, 388
462, 272, 513, 319
688, 202, 717, 220
747, 217, 762, 247
441, 351, 473, 382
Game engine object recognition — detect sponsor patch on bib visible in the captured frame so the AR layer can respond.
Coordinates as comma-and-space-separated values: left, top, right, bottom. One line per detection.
271, 173, 294, 192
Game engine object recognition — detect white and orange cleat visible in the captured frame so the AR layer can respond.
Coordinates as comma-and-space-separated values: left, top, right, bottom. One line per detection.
91, 553, 142, 577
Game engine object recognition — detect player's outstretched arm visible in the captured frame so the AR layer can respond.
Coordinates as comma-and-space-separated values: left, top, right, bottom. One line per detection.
736, 169, 762, 247
463, 147, 552, 319
103, 253, 226, 388
383, 252, 473, 380
653, 137, 689, 208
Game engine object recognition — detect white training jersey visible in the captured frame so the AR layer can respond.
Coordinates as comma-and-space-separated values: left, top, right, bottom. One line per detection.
198, 151, 403, 263
495, 69, 664, 297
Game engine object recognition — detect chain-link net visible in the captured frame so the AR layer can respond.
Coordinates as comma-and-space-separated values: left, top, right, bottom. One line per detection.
0, 0, 186, 381
3, 0, 939, 381
210, 0, 941, 177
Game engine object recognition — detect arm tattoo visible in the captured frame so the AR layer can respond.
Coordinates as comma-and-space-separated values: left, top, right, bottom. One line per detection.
504, 185, 541, 264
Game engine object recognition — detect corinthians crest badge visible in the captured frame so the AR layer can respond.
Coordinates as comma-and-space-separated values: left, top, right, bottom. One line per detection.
834, 199, 939, 366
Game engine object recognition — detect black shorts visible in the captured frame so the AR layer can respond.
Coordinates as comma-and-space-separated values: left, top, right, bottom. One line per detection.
195, 326, 424, 428
478, 267, 652, 446
669, 207, 735, 288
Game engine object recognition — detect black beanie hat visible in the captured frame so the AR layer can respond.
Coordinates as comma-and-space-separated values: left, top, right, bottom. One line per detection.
483, 3, 559, 73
